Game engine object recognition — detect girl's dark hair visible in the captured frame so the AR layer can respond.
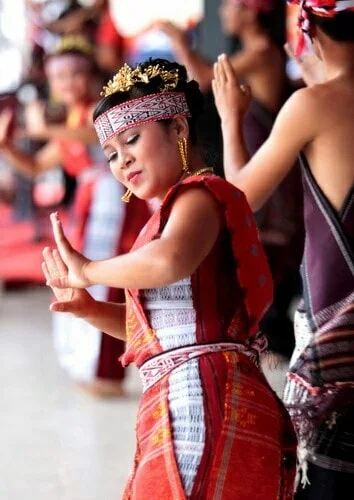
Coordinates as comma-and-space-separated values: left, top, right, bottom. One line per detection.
93, 58, 204, 144
310, 7, 354, 41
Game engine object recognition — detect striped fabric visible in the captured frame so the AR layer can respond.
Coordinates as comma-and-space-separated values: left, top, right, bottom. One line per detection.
283, 153, 354, 481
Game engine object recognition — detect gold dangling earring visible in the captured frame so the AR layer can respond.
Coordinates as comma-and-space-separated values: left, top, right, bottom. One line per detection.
177, 137, 190, 174
121, 189, 132, 203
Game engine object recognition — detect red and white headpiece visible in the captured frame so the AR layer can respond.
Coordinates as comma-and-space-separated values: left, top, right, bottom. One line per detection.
94, 62, 192, 146
288, 0, 354, 56
230, 0, 274, 12
94, 92, 191, 146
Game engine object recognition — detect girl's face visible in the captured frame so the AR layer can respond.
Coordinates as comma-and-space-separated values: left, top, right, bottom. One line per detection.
219, 0, 246, 35
45, 56, 92, 106
102, 119, 188, 201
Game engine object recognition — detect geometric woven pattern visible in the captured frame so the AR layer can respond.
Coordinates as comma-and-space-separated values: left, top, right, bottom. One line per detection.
94, 92, 191, 146
139, 341, 261, 393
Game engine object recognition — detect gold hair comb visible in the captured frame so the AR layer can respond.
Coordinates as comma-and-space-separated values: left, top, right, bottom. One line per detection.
54, 36, 93, 56
101, 63, 179, 97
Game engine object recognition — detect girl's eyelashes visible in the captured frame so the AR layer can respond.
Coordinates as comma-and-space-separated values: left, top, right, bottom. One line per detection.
126, 134, 139, 145
106, 133, 139, 162
107, 152, 118, 163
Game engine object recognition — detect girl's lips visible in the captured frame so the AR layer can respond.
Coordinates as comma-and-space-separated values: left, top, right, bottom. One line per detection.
128, 171, 142, 185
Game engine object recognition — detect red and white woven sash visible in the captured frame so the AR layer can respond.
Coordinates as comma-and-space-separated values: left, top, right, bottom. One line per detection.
139, 341, 260, 393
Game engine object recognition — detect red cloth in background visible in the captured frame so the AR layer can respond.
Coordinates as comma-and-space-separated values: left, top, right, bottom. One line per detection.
96, 8, 123, 49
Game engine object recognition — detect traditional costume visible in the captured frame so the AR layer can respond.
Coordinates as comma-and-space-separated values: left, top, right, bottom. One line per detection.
283, 152, 354, 492
283, 1, 354, 495
94, 62, 297, 498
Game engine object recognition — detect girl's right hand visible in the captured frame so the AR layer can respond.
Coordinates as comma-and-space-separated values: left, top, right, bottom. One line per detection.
212, 54, 252, 123
45, 212, 92, 290
0, 108, 13, 147
42, 246, 96, 317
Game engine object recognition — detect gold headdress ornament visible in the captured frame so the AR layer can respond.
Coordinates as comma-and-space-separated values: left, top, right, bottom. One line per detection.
101, 63, 180, 97
53, 36, 93, 56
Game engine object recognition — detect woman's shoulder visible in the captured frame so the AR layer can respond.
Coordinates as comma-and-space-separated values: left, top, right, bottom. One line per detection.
160, 174, 249, 224
180, 174, 247, 203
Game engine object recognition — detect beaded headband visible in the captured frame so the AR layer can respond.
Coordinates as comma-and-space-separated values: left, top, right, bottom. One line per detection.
94, 62, 191, 146
288, 0, 354, 56
94, 92, 191, 146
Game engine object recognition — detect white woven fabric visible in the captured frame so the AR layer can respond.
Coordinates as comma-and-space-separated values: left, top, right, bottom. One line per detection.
142, 277, 205, 495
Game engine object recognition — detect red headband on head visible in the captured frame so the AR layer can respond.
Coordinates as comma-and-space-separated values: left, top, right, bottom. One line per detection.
230, 0, 274, 12
288, 0, 354, 56
94, 92, 191, 146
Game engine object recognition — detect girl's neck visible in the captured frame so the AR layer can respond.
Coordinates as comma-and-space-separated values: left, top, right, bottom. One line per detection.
241, 25, 269, 49
321, 43, 354, 81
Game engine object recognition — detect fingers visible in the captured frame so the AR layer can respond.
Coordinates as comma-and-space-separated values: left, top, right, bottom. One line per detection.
53, 248, 68, 277
46, 276, 70, 289
41, 261, 50, 282
214, 54, 227, 84
50, 300, 75, 313
219, 54, 238, 84
50, 212, 72, 259
42, 246, 60, 279
155, 21, 175, 35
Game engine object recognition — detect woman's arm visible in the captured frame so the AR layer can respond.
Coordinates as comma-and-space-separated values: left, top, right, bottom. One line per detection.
47, 187, 221, 290
1, 141, 61, 177
24, 101, 98, 144
156, 22, 213, 92
53, 299, 127, 341
36, 124, 98, 144
156, 23, 265, 92
213, 56, 316, 211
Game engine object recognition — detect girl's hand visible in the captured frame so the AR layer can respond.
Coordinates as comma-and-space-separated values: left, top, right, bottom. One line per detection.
42, 246, 96, 316
284, 43, 326, 87
212, 54, 252, 123
24, 100, 47, 139
154, 21, 187, 47
0, 108, 13, 147
45, 212, 92, 289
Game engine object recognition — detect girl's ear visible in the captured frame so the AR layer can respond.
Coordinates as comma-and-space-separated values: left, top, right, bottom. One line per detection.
171, 115, 190, 139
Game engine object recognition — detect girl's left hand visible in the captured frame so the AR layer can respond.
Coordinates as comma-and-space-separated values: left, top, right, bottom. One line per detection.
45, 212, 92, 289
24, 100, 47, 138
212, 54, 252, 123
42, 246, 97, 316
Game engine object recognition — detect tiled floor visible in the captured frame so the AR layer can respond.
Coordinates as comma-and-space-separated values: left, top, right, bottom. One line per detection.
0, 287, 288, 500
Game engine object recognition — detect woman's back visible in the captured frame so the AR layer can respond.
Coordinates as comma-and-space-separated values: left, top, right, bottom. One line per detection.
304, 75, 354, 213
